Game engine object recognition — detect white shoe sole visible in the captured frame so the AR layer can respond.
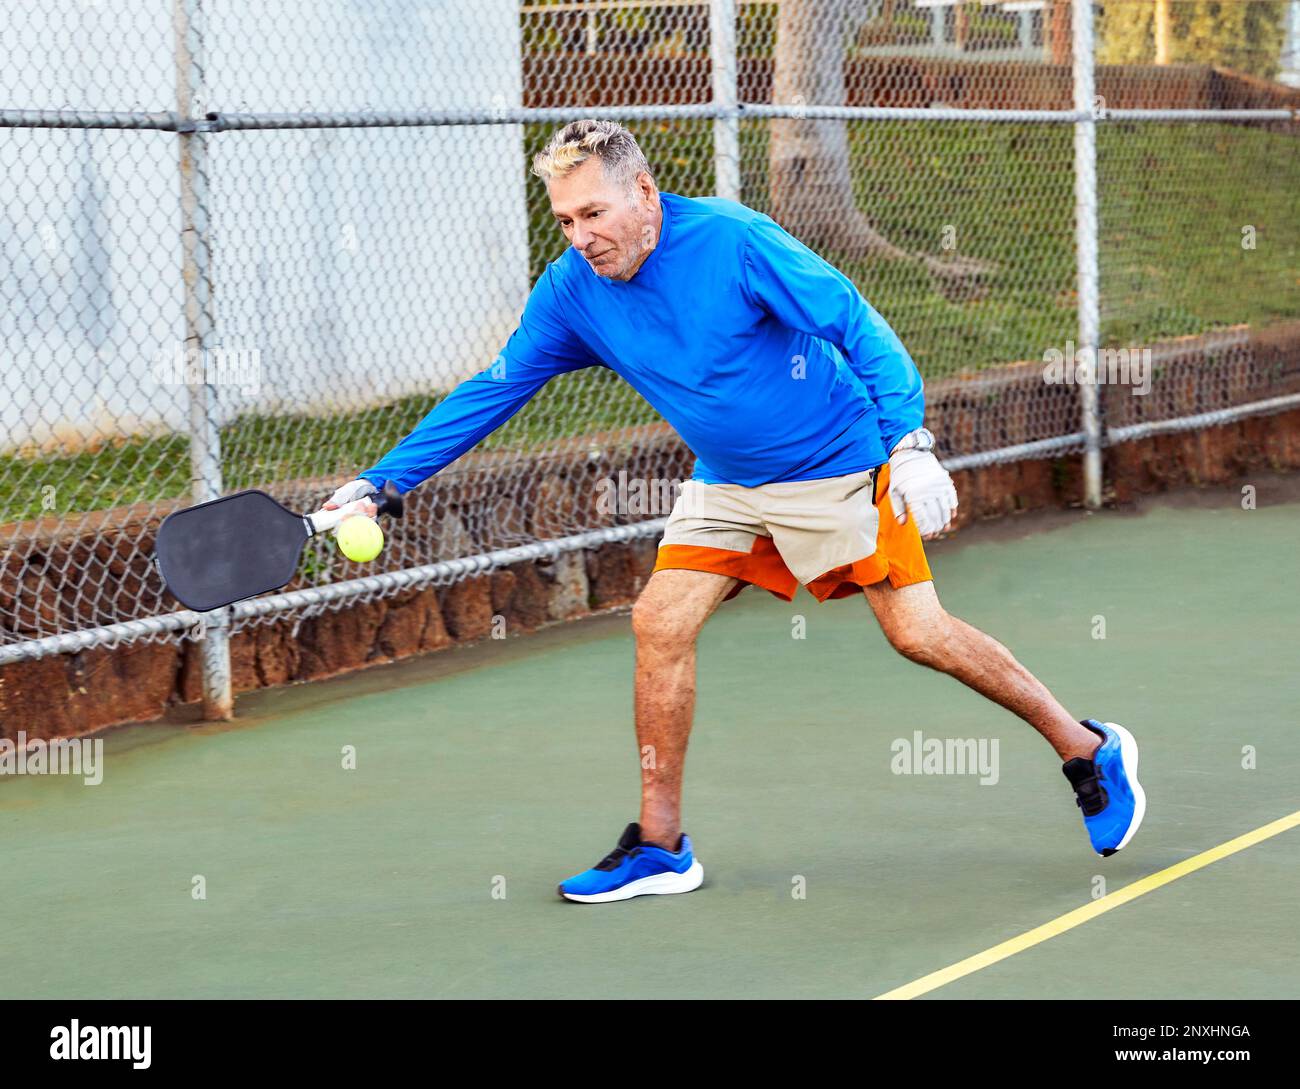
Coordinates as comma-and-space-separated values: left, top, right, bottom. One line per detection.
560, 860, 705, 903
1104, 720, 1146, 852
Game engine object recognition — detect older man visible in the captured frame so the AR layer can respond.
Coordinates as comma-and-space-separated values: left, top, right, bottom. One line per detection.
326, 120, 1144, 903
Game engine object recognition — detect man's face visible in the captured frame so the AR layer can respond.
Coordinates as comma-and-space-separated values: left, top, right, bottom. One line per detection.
548, 157, 660, 281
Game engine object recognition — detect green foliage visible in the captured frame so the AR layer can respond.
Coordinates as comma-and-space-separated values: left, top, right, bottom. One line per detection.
1099, 0, 1156, 64
738, 0, 778, 59
966, 7, 1022, 48
1099, 0, 1289, 79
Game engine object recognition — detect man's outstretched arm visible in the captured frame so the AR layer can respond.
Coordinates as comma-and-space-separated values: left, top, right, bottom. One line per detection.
327, 266, 598, 508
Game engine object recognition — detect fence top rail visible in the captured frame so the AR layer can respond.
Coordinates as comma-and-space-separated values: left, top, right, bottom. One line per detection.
742, 104, 1297, 123
1106, 107, 1296, 122
2, 104, 1294, 132
209, 104, 730, 129
0, 108, 185, 131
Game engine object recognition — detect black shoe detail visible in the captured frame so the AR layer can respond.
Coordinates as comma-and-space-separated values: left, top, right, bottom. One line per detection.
1101, 848, 1117, 857
589, 823, 686, 871
593, 822, 643, 872
1062, 757, 1109, 817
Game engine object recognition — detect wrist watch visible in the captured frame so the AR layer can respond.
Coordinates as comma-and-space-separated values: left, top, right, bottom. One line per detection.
890, 427, 936, 455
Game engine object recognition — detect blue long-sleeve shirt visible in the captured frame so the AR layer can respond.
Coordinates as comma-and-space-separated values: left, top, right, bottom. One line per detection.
362, 191, 924, 491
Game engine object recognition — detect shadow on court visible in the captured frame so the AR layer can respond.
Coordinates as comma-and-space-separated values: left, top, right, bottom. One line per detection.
3, 477, 1298, 998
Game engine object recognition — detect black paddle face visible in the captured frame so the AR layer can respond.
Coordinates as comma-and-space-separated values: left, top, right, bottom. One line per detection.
155, 490, 308, 612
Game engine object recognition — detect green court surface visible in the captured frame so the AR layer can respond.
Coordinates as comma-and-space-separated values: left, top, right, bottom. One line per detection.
3, 481, 1298, 999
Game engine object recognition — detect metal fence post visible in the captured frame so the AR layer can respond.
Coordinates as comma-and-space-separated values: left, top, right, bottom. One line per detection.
175, 0, 232, 719
1073, 0, 1103, 509
710, 0, 740, 201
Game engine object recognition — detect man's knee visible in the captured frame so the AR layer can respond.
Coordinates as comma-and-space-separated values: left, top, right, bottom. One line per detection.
631, 592, 703, 650
885, 614, 953, 667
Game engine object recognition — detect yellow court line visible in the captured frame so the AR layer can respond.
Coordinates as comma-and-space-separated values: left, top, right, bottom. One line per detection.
874, 808, 1300, 1000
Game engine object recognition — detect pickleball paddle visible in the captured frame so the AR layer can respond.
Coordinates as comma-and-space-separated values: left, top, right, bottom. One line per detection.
154, 481, 403, 611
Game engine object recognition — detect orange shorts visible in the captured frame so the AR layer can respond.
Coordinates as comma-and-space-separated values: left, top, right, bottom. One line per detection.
652, 463, 932, 603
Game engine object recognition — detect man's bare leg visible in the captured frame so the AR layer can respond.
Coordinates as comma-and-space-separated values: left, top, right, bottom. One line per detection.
863, 579, 1100, 762
630, 568, 737, 848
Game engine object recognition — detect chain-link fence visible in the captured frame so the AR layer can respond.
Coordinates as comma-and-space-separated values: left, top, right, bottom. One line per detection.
2, 1, 1297, 712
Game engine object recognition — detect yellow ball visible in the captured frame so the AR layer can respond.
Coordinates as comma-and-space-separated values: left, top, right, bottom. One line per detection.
336, 515, 384, 563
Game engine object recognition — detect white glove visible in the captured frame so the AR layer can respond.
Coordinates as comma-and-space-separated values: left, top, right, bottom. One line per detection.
888, 438, 957, 540
323, 478, 378, 513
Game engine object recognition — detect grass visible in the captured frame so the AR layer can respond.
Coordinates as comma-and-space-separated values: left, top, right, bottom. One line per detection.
2, 118, 1295, 525
1, 372, 661, 524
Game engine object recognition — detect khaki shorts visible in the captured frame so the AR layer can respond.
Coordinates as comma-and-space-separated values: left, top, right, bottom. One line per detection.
652, 463, 932, 603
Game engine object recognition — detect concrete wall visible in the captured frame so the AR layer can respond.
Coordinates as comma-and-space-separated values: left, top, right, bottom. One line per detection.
0, 0, 527, 454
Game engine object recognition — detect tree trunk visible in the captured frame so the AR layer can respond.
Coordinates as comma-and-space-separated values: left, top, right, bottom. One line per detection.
769, 0, 909, 263
768, 0, 995, 297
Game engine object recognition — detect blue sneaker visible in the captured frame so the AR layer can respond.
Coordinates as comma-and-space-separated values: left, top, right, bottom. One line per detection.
1063, 720, 1146, 856
558, 823, 704, 903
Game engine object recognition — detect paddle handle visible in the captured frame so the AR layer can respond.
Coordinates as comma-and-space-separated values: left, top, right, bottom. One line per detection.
305, 481, 404, 536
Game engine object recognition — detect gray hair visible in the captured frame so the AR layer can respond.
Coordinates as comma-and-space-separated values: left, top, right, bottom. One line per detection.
531, 119, 654, 192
